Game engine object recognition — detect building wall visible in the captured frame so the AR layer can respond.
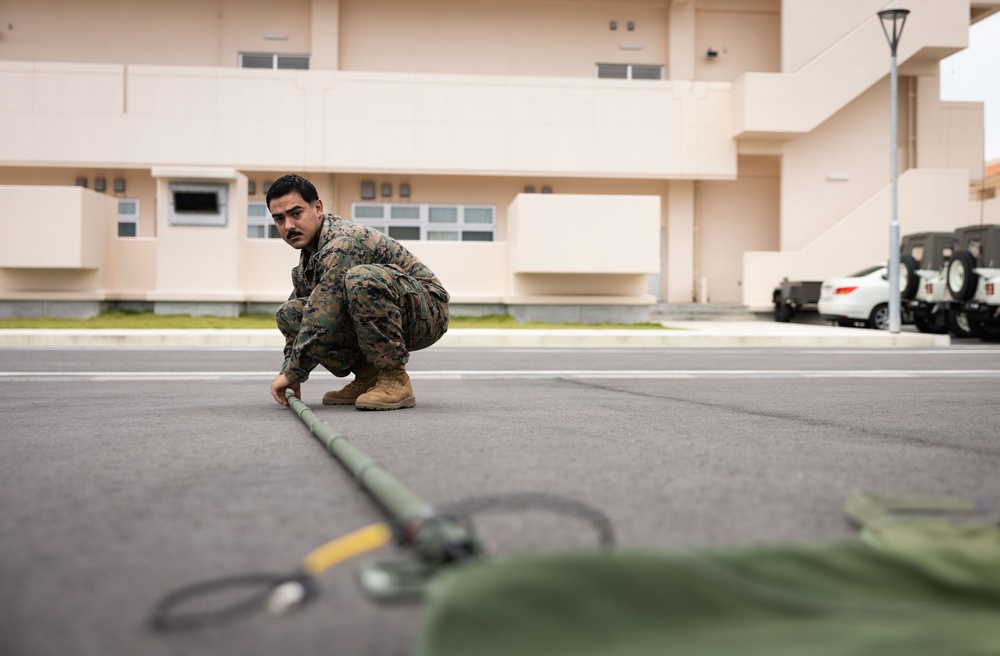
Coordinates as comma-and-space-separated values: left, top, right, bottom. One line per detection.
698, 156, 780, 303
0, 0, 313, 68
782, 0, 887, 72
694, 0, 781, 81
339, 0, 669, 78
0, 0, 992, 318
0, 62, 737, 179
734, 0, 969, 139
780, 79, 899, 252
743, 168, 972, 308
0, 186, 117, 298
1, 0, 779, 82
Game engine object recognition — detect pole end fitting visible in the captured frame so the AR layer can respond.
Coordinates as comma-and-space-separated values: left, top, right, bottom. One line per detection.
267, 575, 315, 616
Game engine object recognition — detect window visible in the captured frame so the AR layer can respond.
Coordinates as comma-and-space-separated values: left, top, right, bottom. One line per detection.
351, 203, 495, 242
239, 53, 310, 70
117, 199, 138, 238
168, 182, 228, 226
247, 201, 281, 239
596, 63, 663, 80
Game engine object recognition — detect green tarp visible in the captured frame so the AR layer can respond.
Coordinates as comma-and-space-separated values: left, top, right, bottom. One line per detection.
418, 496, 999, 656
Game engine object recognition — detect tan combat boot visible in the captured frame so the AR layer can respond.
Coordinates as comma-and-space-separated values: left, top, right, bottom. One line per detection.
322, 360, 379, 405
354, 367, 416, 411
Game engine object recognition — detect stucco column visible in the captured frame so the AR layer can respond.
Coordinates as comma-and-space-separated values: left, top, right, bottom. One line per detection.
666, 179, 695, 302
311, 0, 340, 70
669, 0, 695, 80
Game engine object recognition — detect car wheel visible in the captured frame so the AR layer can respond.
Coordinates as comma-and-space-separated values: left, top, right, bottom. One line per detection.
946, 251, 978, 301
947, 309, 975, 338
914, 314, 947, 334
774, 300, 792, 323
900, 255, 919, 300
967, 316, 1000, 342
867, 303, 889, 330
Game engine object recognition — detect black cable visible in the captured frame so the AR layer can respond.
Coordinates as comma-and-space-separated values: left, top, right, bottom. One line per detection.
149, 493, 615, 631
149, 572, 312, 632
438, 492, 616, 549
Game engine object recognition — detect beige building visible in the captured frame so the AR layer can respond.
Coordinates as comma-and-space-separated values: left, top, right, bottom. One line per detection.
1, 0, 998, 320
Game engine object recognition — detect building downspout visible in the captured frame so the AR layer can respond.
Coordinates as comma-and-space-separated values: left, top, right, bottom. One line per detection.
906, 76, 916, 170
692, 180, 704, 303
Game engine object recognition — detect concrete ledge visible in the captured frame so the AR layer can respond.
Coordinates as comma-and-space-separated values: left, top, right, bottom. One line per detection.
509, 304, 651, 324
0, 324, 951, 348
0, 300, 109, 320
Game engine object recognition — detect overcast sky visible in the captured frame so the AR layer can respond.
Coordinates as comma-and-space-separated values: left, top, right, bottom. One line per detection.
940, 10, 1000, 163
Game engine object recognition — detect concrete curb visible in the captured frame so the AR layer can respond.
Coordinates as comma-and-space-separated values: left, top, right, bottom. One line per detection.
0, 325, 951, 348
438, 328, 950, 348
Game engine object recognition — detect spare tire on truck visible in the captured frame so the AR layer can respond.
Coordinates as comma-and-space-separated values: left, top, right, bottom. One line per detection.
899, 254, 920, 300
946, 251, 978, 301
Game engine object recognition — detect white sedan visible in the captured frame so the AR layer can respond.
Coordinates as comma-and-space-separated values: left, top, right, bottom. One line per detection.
818, 265, 907, 330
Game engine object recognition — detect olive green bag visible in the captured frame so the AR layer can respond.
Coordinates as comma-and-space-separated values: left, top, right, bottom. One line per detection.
417, 490, 999, 656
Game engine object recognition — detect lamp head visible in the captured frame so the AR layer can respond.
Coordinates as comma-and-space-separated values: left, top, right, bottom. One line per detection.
877, 8, 910, 54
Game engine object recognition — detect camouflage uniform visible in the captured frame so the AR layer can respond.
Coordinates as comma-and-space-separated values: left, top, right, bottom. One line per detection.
276, 215, 450, 383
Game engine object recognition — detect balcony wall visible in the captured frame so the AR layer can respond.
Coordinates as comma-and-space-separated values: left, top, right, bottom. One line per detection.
409, 194, 661, 305
403, 242, 512, 304
0, 63, 737, 180
0, 186, 115, 270
507, 193, 660, 303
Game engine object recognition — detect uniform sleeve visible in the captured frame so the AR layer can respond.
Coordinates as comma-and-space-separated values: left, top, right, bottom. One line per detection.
280, 236, 367, 382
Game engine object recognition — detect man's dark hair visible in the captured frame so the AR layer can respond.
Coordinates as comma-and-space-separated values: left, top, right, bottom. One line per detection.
266, 174, 319, 207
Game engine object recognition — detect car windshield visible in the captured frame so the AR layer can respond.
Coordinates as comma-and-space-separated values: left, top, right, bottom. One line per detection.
847, 265, 884, 278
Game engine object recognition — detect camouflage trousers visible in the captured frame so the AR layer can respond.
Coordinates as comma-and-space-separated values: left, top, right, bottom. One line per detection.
277, 264, 449, 378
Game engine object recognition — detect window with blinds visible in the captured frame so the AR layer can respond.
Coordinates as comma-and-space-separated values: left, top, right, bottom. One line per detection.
351, 203, 495, 242
596, 63, 663, 80
239, 53, 310, 70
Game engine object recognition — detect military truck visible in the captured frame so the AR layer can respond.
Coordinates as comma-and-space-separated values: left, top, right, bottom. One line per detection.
900, 231, 973, 337
772, 278, 822, 322
946, 224, 1000, 341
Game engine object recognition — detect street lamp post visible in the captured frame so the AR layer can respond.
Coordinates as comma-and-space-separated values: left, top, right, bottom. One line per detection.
878, 8, 909, 334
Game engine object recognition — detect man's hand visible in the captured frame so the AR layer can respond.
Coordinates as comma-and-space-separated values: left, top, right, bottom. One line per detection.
271, 373, 301, 406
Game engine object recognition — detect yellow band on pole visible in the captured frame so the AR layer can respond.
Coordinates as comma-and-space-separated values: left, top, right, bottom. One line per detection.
302, 523, 393, 577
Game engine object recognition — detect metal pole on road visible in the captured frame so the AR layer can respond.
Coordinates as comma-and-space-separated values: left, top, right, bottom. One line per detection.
879, 8, 910, 335
285, 389, 436, 524
284, 389, 482, 601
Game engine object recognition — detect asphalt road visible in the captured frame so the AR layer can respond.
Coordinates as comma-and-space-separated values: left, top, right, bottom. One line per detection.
2, 344, 1000, 656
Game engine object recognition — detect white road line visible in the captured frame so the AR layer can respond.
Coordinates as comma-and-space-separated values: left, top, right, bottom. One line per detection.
2, 369, 1000, 382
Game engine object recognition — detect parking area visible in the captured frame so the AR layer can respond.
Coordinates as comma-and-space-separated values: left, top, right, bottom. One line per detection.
2, 343, 1000, 656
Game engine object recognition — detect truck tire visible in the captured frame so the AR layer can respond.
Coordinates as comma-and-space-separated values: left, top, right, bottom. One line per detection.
913, 313, 947, 334
946, 251, 977, 301
967, 316, 1000, 342
900, 255, 919, 300
947, 309, 974, 339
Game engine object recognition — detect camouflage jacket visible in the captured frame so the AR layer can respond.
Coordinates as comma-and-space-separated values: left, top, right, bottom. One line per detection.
283, 215, 449, 381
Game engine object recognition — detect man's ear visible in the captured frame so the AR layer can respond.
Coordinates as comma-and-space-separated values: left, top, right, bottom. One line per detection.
314, 198, 323, 215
